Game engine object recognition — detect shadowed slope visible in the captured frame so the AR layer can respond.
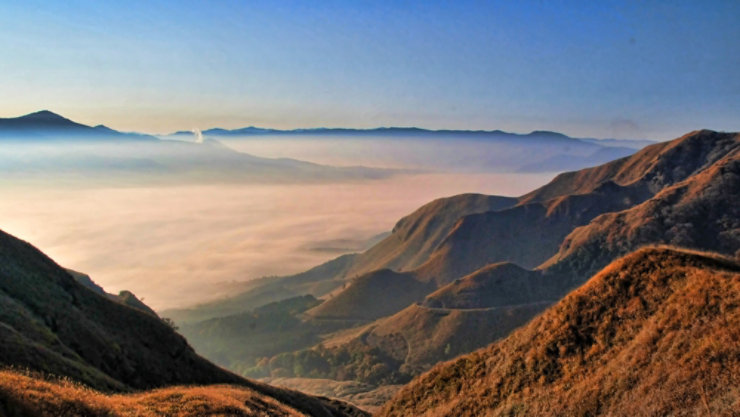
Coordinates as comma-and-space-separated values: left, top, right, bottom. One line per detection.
305, 270, 434, 322
0, 229, 244, 391
380, 248, 740, 417
0, 229, 368, 417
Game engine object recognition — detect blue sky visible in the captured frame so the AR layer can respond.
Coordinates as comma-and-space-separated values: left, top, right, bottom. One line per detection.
1, 0, 738, 138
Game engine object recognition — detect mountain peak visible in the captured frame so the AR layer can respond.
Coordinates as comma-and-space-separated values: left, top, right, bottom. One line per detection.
21, 110, 69, 122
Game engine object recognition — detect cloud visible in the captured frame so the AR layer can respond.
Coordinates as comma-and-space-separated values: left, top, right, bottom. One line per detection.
0, 172, 553, 310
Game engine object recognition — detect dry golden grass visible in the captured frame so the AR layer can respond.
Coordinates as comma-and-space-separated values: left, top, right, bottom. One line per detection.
379, 247, 740, 417
0, 369, 310, 417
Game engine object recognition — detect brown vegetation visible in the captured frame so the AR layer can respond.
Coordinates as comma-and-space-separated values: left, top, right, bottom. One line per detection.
379, 247, 740, 416
0, 369, 312, 416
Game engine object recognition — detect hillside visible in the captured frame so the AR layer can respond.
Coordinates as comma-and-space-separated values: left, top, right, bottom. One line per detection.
295, 131, 739, 385
0, 229, 366, 417
544, 142, 740, 279
0, 370, 365, 417
379, 247, 740, 416
304, 269, 433, 322
305, 130, 739, 321
164, 253, 360, 324
166, 194, 517, 325
417, 130, 739, 283
341, 194, 517, 277
177, 130, 738, 394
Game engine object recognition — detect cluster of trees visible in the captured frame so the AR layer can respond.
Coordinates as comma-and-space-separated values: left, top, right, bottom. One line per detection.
244, 342, 413, 385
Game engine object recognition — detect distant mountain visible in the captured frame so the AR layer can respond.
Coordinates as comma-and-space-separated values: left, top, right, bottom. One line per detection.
0, 111, 398, 185
379, 247, 740, 416
0, 229, 366, 417
172, 125, 646, 146
305, 130, 739, 321
173, 126, 647, 173
0, 110, 155, 141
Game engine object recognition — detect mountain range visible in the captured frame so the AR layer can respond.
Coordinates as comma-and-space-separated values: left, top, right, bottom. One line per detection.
0, 125, 737, 414
170, 125, 652, 149
168, 129, 739, 405
0, 111, 397, 185
2, 111, 653, 178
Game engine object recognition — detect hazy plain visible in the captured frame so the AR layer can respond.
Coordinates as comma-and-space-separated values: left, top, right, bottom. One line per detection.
0, 137, 555, 310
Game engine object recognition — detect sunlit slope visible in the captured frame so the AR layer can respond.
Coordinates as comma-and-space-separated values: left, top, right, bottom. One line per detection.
380, 247, 740, 416
0, 370, 367, 417
419, 130, 740, 282
343, 194, 517, 276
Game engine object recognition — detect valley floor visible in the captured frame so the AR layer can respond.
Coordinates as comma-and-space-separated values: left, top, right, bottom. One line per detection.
261, 377, 403, 413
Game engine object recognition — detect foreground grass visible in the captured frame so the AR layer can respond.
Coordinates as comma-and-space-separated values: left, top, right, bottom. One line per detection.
0, 370, 308, 417
380, 247, 740, 416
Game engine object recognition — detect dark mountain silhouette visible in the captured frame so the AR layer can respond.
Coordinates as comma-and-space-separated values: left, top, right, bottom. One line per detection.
0, 110, 154, 141
172, 125, 647, 149
0, 229, 367, 417
379, 248, 740, 416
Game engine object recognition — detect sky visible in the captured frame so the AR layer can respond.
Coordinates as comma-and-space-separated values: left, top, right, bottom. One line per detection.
0, 0, 738, 139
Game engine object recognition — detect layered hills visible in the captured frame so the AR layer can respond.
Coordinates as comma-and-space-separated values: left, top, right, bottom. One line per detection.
171, 130, 739, 395
379, 247, 740, 416
306, 130, 739, 322
0, 229, 366, 416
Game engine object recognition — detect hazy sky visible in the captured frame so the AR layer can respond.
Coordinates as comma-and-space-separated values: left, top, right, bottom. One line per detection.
1, 0, 738, 138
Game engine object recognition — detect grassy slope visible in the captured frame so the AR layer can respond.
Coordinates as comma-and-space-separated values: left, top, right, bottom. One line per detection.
0, 369, 310, 417
380, 247, 740, 416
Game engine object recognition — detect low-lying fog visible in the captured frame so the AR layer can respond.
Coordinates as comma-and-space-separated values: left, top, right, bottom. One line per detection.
0, 171, 553, 310
0, 136, 574, 310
